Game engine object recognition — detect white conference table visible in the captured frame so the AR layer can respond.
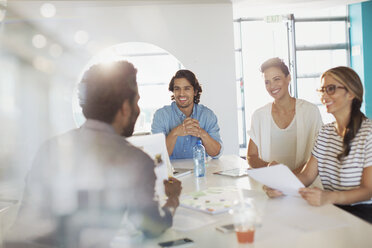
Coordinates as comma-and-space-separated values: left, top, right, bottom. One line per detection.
119, 155, 372, 248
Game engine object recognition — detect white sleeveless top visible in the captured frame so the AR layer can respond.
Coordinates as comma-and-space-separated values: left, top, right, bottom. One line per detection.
270, 115, 297, 170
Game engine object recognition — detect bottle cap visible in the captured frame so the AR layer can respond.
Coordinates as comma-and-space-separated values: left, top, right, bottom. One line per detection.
197, 139, 202, 145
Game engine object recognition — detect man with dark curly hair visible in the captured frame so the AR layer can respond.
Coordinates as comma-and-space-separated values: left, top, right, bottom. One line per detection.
152, 69, 223, 159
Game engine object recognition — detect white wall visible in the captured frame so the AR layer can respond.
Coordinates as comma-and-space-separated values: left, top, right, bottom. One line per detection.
5, 2, 240, 156
60, 3, 240, 155
88, 3, 239, 155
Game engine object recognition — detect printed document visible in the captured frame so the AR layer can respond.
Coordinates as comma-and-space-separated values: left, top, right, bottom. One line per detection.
127, 133, 171, 204
247, 164, 304, 196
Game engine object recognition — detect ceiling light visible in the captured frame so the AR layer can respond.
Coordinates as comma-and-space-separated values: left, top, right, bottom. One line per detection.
40, 3, 56, 18
74, 30, 89, 45
32, 34, 47, 48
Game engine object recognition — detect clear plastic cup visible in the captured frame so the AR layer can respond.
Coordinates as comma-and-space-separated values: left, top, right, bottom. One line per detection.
232, 202, 257, 244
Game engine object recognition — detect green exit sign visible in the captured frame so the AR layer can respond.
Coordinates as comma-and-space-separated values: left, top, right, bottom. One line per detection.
264, 15, 283, 23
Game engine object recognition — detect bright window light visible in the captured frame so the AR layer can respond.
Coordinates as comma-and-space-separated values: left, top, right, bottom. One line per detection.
72, 42, 184, 133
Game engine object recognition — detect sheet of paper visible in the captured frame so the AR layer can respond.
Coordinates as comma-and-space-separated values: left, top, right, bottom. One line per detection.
127, 133, 172, 204
247, 164, 304, 196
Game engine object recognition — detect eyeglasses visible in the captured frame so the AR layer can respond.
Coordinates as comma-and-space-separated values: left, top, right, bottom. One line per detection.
316, 84, 347, 95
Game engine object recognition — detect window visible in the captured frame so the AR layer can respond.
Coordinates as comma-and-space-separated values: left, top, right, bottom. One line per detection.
295, 7, 349, 124
233, 6, 349, 154
234, 18, 289, 155
73, 42, 184, 133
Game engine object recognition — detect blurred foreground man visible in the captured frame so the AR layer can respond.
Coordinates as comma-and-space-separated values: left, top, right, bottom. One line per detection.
5, 61, 181, 248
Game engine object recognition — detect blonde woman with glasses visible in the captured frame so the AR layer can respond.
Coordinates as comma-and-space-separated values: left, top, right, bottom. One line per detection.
265, 66, 372, 223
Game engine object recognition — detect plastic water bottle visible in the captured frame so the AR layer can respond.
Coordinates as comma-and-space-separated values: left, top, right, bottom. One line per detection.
193, 139, 206, 177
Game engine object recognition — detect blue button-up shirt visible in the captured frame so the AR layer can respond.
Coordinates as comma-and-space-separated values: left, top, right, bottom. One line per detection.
151, 102, 223, 160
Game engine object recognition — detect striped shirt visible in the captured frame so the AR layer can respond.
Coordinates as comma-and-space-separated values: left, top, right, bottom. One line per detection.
312, 118, 372, 205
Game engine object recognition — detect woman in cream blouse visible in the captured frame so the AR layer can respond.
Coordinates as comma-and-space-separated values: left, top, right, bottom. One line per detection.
247, 57, 323, 173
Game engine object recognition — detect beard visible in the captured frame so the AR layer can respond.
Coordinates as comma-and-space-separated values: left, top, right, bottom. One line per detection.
121, 103, 140, 137
177, 102, 193, 109
121, 123, 135, 137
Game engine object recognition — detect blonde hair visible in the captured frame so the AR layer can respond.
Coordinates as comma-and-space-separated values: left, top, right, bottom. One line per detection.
260, 57, 290, 76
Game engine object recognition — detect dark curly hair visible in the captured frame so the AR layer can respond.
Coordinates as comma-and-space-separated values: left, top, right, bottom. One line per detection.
260, 57, 290, 76
321, 66, 366, 160
79, 61, 138, 124
168, 69, 202, 104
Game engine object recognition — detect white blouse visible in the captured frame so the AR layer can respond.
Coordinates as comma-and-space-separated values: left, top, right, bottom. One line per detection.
270, 115, 297, 170
248, 99, 323, 170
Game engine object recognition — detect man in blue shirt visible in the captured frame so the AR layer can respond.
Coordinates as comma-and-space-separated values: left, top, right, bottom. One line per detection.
151, 70, 223, 159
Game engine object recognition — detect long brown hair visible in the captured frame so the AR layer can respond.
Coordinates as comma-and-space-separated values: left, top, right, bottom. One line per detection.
321, 66, 366, 160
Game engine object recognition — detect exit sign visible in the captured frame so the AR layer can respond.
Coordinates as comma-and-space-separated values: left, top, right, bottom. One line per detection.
264, 15, 283, 23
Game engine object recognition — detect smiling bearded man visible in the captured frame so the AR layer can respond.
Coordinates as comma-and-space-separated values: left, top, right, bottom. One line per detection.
151, 69, 223, 160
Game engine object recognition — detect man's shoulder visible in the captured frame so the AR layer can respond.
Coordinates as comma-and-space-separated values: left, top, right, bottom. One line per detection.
121, 140, 154, 164
96, 133, 152, 163
157, 104, 173, 112
41, 128, 152, 164
196, 104, 216, 116
40, 128, 80, 150
154, 104, 173, 116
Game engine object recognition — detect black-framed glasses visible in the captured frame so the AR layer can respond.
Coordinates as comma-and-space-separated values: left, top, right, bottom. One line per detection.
316, 84, 347, 95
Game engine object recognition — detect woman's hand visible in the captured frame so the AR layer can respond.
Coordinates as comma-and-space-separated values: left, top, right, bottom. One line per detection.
299, 187, 334, 206
267, 160, 279, 166
263, 185, 283, 198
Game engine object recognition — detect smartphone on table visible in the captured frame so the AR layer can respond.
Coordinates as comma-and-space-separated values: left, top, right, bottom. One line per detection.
216, 223, 235, 233
158, 238, 194, 247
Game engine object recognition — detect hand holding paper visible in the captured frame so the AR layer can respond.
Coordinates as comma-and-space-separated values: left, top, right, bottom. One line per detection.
247, 164, 304, 196
127, 133, 172, 204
